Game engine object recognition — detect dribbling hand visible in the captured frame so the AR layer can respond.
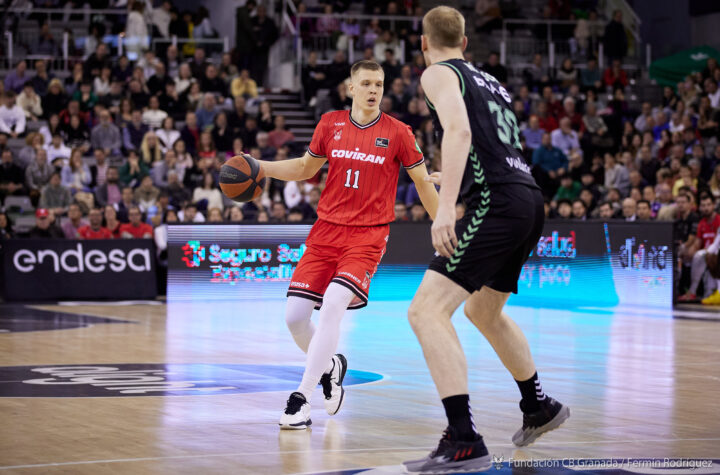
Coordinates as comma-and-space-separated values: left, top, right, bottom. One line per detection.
431, 204, 457, 258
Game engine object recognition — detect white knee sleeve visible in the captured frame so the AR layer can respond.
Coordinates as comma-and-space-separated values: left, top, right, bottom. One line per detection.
285, 297, 317, 353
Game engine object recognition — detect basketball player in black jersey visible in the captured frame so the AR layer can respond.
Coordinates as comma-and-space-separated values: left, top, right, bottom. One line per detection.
403, 6, 570, 474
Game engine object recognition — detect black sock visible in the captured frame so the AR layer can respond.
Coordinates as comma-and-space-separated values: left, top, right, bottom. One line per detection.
441, 394, 477, 441
515, 372, 545, 413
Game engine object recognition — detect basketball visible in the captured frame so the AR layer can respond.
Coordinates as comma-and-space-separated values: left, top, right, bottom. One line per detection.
219, 154, 266, 202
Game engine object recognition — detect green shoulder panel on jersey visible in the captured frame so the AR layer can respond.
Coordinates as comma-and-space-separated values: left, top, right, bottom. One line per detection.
423, 61, 466, 111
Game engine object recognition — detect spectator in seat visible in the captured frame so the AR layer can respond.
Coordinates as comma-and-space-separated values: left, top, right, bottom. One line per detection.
0, 211, 14, 239
554, 174, 581, 202
25, 148, 54, 195
174, 63, 195, 96
91, 109, 122, 157
556, 199, 572, 219
78, 207, 113, 239
61, 202, 88, 239
580, 58, 602, 92
39, 171, 72, 216
42, 80, 68, 120
134, 175, 160, 213
119, 151, 150, 187
196, 93, 219, 130
158, 82, 184, 122
17, 83, 42, 121
622, 197, 637, 221
147, 62, 173, 97
597, 201, 615, 220
0, 92, 26, 138
551, 117, 582, 158
156, 117, 180, 154
180, 112, 200, 155
481, 51, 507, 84
536, 102, 558, 132
192, 172, 224, 212
28, 208, 64, 238
179, 202, 205, 223
571, 199, 587, 219
270, 201, 287, 222
532, 132, 567, 194
231, 69, 259, 99
18, 133, 44, 169
103, 205, 122, 238
142, 96, 168, 130
61, 149, 91, 194
166, 171, 190, 209
4, 60, 29, 94
95, 166, 123, 207
522, 115, 545, 152
559, 97, 583, 132
212, 112, 234, 154
123, 110, 149, 153
268, 115, 295, 150
603, 60, 628, 89
139, 131, 163, 167
119, 206, 153, 239
636, 199, 653, 221
0, 149, 25, 199
207, 207, 224, 223
201, 64, 226, 97
604, 153, 631, 197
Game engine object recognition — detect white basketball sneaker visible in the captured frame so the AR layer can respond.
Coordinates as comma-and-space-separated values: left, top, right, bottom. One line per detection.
320, 354, 347, 415
279, 392, 311, 430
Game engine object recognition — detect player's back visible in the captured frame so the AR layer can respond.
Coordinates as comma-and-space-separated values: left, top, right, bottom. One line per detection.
308, 110, 424, 227
425, 59, 538, 204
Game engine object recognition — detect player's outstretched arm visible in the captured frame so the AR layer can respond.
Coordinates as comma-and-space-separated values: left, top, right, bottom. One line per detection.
421, 65, 472, 256
407, 164, 439, 220
261, 152, 327, 182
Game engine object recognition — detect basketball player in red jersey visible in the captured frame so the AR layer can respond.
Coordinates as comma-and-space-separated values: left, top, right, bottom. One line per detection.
260, 60, 439, 429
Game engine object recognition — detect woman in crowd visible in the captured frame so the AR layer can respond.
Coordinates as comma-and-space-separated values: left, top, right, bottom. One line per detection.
192, 172, 224, 212
61, 148, 92, 194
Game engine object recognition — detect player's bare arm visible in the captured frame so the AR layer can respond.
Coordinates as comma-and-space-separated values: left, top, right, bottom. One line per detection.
421, 64, 472, 257
261, 152, 327, 182
407, 164, 439, 220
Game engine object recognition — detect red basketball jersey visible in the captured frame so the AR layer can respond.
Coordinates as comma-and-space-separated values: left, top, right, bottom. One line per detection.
308, 110, 424, 226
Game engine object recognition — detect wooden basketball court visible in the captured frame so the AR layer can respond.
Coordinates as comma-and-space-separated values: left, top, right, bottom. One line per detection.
1, 300, 719, 474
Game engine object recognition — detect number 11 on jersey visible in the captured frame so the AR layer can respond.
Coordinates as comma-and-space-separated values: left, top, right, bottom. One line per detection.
345, 169, 360, 189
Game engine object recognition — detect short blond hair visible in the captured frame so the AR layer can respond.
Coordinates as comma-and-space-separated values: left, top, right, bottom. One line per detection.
423, 6, 465, 49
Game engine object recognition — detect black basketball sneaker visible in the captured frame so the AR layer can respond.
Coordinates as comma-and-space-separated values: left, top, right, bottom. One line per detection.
403, 426, 491, 474
512, 396, 570, 446
319, 354, 347, 415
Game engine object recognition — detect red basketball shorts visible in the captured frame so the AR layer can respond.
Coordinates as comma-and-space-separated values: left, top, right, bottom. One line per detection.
287, 219, 389, 310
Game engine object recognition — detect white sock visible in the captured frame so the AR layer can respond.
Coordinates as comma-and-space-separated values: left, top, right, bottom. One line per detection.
285, 297, 316, 353
296, 283, 355, 402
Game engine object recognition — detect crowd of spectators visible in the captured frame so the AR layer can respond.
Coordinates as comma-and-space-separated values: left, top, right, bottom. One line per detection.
1, 1, 720, 301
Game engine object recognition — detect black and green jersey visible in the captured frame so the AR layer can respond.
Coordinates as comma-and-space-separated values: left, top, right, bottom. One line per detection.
425, 58, 539, 204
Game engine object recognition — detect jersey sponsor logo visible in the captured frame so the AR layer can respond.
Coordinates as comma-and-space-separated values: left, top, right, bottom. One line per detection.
290, 281, 310, 289
330, 148, 386, 165
334, 129, 343, 141
375, 137, 389, 148
506, 156, 532, 174
334, 122, 346, 126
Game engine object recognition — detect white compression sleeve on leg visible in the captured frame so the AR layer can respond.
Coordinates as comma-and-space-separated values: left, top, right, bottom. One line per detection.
285, 296, 317, 353
296, 282, 355, 402
689, 250, 708, 295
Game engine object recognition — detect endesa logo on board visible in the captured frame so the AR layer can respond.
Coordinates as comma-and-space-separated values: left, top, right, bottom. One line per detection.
13, 244, 151, 273
534, 231, 577, 259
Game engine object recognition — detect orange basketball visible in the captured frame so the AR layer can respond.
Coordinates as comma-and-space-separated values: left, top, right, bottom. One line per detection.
219, 154, 266, 202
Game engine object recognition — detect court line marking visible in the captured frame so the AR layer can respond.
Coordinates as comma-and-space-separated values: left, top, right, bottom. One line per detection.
2, 438, 719, 470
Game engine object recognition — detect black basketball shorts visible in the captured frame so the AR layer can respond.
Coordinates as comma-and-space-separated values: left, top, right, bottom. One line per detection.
429, 183, 544, 294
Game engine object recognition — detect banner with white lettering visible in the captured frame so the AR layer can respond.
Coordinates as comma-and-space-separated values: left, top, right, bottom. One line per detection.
1, 239, 157, 301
